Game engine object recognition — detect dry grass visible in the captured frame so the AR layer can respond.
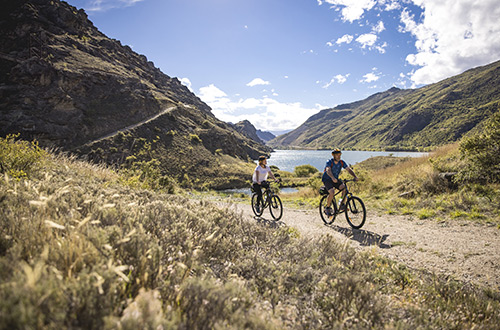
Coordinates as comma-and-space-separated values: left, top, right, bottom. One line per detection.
1, 138, 500, 329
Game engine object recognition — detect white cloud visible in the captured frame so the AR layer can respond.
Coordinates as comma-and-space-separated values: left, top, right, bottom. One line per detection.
198, 84, 321, 131
319, 0, 377, 22
356, 33, 377, 48
179, 77, 193, 92
360, 71, 381, 83
323, 74, 350, 88
372, 21, 385, 33
335, 34, 354, 45
384, 1, 401, 11
199, 84, 230, 104
401, 0, 500, 85
246, 78, 270, 87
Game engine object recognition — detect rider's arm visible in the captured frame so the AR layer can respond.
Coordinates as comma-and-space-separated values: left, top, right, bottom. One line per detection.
268, 168, 276, 181
325, 167, 338, 183
346, 167, 358, 181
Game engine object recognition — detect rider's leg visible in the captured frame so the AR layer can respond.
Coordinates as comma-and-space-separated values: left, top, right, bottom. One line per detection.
339, 183, 347, 205
253, 183, 263, 205
327, 188, 335, 207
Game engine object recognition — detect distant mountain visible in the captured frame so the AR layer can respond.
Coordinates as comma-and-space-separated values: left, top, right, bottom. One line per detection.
0, 0, 270, 188
233, 120, 264, 144
256, 129, 275, 143
269, 60, 500, 150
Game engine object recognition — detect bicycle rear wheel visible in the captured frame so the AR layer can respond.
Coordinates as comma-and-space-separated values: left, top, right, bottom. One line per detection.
344, 196, 366, 229
319, 195, 337, 225
269, 195, 283, 220
251, 193, 264, 217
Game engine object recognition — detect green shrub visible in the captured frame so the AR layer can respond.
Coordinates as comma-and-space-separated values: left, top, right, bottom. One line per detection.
189, 134, 202, 144
0, 134, 47, 179
293, 164, 318, 177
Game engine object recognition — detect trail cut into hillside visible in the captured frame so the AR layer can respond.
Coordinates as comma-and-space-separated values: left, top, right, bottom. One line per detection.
217, 201, 500, 290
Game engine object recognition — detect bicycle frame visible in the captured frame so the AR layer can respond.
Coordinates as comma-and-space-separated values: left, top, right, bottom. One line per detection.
319, 179, 366, 228
251, 180, 283, 220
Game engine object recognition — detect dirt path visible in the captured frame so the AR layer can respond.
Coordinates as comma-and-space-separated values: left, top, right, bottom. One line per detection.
217, 200, 500, 290
82, 105, 178, 146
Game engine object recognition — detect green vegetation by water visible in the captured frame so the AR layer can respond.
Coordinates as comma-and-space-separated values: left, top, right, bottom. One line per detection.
1, 124, 500, 328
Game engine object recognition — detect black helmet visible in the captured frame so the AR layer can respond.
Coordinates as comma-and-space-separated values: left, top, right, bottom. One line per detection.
332, 148, 342, 154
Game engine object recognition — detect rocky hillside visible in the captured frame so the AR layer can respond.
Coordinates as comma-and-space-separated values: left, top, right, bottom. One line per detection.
232, 120, 275, 143
269, 60, 500, 150
0, 0, 270, 188
233, 120, 264, 144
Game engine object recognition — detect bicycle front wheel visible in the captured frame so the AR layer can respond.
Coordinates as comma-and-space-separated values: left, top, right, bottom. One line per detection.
251, 193, 264, 217
269, 195, 283, 220
344, 196, 366, 229
319, 195, 337, 225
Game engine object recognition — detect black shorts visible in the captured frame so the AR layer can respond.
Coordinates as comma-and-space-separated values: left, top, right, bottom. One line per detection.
323, 178, 343, 191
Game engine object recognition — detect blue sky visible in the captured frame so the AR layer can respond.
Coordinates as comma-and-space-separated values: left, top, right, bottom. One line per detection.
68, 0, 500, 134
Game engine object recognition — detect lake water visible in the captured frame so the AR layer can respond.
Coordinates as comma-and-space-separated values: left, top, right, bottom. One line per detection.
268, 149, 428, 172
220, 149, 427, 195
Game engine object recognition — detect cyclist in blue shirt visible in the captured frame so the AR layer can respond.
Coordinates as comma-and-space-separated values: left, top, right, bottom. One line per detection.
322, 148, 358, 216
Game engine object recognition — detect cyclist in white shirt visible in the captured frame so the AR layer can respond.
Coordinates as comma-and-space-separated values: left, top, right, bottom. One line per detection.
252, 155, 278, 212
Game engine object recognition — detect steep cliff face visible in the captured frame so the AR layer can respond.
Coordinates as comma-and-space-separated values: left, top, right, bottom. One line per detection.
0, 0, 211, 148
0, 0, 271, 188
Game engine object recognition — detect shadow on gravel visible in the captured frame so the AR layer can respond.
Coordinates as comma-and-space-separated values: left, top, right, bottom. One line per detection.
328, 224, 391, 248
254, 216, 286, 229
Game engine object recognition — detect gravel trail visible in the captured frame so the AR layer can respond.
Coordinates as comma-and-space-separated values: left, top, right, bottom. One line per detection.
217, 200, 500, 289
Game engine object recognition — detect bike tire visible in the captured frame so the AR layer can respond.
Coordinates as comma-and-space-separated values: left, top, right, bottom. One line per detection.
319, 195, 337, 225
344, 196, 366, 229
251, 193, 264, 217
269, 195, 283, 221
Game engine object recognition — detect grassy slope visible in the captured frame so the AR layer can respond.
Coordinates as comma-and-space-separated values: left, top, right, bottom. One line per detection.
1, 138, 500, 329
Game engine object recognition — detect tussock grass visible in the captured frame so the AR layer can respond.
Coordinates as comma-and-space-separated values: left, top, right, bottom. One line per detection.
1, 138, 500, 328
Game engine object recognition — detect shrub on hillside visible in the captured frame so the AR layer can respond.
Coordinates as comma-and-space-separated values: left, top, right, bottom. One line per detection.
0, 134, 47, 179
457, 111, 500, 183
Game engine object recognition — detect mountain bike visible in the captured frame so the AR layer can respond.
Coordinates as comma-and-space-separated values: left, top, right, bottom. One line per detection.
319, 179, 366, 229
251, 179, 283, 220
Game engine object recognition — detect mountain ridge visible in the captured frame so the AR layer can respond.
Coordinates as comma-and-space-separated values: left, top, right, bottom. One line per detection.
269, 61, 500, 150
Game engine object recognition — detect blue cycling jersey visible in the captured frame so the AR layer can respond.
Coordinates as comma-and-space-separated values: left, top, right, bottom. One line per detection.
321, 158, 347, 182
